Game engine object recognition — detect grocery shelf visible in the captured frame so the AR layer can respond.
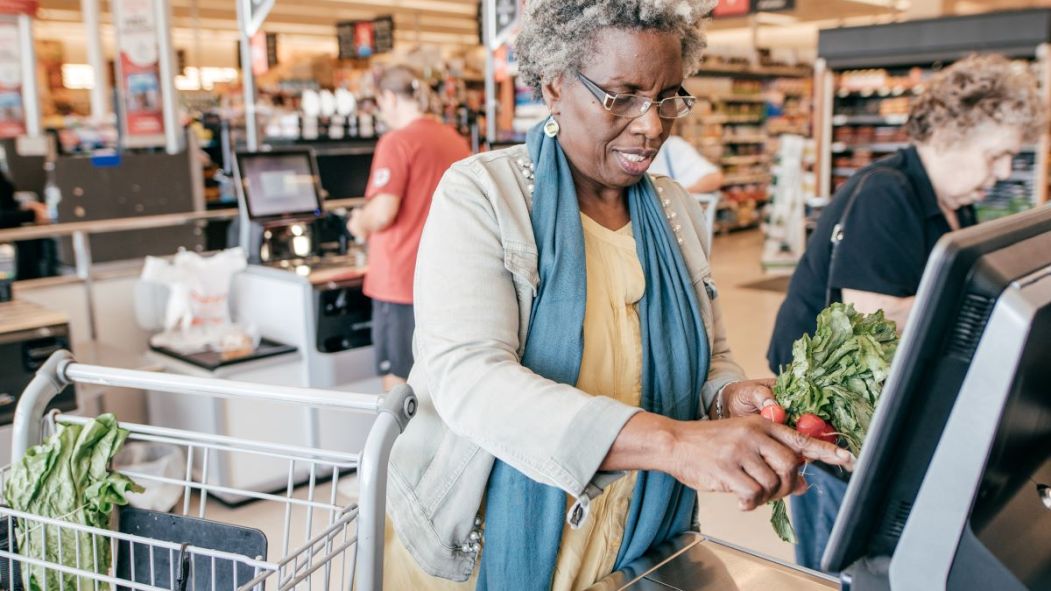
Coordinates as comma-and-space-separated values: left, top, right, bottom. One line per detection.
723, 116, 765, 124
722, 155, 768, 165
832, 167, 859, 176
695, 64, 812, 79
1006, 171, 1035, 183
831, 114, 909, 126
830, 142, 908, 153
711, 94, 766, 103
835, 87, 922, 98
722, 173, 772, 185
723, 136, 767, 144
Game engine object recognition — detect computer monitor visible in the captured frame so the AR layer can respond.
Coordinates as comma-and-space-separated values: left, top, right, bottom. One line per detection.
235, 149, 324, 222
823, 206, 1051, 590
315, 150, 373, 199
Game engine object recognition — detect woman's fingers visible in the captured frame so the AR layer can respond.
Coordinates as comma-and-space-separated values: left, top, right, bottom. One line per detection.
723, 466, 766, 511
740, 456, 782, 508
757, 437, 804, 499
725, 380, 778, 417
768, 423, 855, 470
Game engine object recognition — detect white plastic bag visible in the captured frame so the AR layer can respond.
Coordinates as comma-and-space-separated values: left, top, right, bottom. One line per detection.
140, 248, 255, 353
113, 442, 186, 512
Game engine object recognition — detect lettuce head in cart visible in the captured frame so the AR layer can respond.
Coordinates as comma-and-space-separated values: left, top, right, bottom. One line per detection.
5, 413, 143, 591
768, 303, 899, 544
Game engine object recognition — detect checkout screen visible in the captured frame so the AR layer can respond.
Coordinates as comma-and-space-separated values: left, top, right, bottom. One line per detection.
242, 153, 321, 219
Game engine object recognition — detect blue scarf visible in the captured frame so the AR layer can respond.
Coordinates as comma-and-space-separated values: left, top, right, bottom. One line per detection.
476, 122, 711, 589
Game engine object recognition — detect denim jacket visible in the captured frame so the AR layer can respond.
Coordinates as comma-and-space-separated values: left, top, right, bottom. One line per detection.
387, 144, 747, 581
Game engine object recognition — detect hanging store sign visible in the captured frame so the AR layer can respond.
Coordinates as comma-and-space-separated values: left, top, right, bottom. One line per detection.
0, 19, 24, 138
113, 0, 166, 147
752, 0, 795, 12
712, 0, 751, 18
266, 32, 278, 67
337, 20, 382, 60
372, 16, 394, 54
250, 31, 268, 76
0, 0, 37, 16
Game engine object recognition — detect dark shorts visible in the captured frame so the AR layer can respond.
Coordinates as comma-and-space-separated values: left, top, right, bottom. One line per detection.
372, 300, 415, 379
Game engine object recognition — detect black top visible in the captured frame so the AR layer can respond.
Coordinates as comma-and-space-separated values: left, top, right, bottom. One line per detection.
767, 146, 976, 373
0, 172, 32, 229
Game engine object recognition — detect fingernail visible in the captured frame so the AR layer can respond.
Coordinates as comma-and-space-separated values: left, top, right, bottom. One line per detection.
761, 399, 776, 408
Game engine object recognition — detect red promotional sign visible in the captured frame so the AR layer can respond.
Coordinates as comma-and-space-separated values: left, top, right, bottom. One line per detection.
0, 0, 37, 16
0, 20, 25, 138
114, 0, 165, 144
712, 0, 751, 18
250, 31, 268, 76
353, 20, 374, 58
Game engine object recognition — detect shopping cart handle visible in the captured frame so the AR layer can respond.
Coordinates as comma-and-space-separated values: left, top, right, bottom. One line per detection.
379, 383, 417, 432
12, 349, 75, 460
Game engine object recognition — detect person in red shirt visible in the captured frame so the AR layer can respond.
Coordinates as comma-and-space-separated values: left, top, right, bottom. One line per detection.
348, 65, 471, 391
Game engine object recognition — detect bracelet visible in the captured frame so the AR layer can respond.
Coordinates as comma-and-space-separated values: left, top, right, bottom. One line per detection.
714, 383, 731, 419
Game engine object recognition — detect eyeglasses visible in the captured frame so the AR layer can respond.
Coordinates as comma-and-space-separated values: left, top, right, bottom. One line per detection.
576, 73, 696, 120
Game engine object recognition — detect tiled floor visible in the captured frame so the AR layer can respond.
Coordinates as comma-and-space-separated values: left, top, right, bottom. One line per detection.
198, 228, 799, 573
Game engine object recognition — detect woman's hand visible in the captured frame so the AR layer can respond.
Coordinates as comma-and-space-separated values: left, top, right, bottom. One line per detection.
602, 412, 854, 511
25, 202, 51, 225
718, 378, 777, 418
669, 416, 853, 510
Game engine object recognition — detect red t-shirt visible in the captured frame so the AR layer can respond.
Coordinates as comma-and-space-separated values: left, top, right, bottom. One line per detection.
364, 118, 470, 304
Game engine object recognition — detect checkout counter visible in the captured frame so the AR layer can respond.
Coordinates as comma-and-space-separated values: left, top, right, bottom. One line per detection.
588, 533, 836, 590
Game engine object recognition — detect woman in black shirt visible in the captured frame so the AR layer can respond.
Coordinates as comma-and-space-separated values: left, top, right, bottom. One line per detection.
767, 54, 1046, 571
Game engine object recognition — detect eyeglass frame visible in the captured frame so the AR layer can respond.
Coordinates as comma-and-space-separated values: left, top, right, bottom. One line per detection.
575, 72, 696, 120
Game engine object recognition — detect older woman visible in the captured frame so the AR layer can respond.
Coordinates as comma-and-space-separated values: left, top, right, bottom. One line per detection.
767, 54, 1045, 571
384, 1, 852, 589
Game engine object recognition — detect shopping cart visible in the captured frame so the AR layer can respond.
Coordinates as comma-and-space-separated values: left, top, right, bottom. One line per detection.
0, 350, 416, 591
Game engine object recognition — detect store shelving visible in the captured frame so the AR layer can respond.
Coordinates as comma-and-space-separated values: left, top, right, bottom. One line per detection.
831, 114, 909, 126
815, 10, 1051, 218
723, 173, 772, 185
723, 135, 767, 144
830, 142, 908, 153
676, 66, 814, 234
722, 155, 769, 165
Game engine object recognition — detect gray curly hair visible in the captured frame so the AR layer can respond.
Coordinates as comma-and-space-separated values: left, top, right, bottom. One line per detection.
514, 0, 715, 98
906, 54, 1046, 144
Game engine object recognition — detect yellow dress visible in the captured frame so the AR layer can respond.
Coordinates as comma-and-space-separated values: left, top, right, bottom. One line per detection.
382, 214, 646, 590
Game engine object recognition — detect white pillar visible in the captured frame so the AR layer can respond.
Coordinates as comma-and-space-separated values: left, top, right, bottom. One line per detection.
16, 14, 39, 138
483, 0, 496, 145
80, 0, 109, 123
153, 0, 183, 154
237, 0, 258, 152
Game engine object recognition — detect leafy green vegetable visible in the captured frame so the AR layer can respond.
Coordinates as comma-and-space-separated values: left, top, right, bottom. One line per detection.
5, 414, 143, 591
768, 303, 899, 544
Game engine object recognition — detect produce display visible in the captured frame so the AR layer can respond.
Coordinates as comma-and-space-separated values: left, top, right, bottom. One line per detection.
764, 303, 900, 543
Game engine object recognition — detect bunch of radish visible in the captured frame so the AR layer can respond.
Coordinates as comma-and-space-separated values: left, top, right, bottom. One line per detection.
761, 404, 838, 444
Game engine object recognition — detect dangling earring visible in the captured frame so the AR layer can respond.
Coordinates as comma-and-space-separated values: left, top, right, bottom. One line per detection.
543, 117, 560, 138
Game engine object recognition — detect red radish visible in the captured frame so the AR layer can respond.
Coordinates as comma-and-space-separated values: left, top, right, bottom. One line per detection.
760, 403, 787, 424
795, 413, 838, 444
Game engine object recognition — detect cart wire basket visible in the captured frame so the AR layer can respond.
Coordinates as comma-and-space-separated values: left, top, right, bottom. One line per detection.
0, 351, 416, 591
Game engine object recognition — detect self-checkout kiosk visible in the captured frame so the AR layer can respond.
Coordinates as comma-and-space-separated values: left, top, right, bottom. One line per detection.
230, 148, 375, 391
144, 148, 377, 503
